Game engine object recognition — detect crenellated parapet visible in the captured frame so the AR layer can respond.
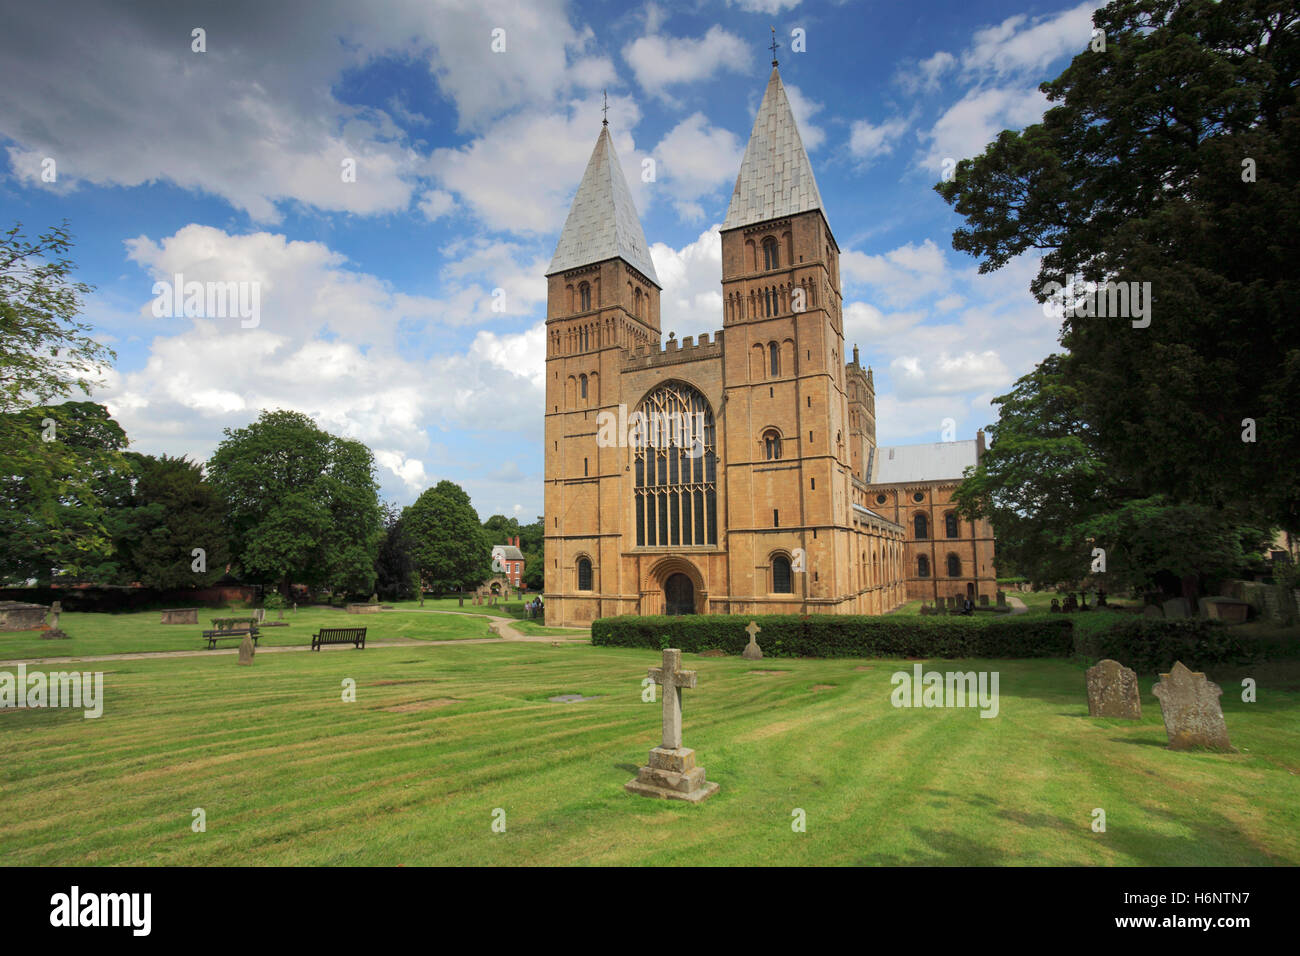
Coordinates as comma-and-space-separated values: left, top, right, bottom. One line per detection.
624, 330, 725, 370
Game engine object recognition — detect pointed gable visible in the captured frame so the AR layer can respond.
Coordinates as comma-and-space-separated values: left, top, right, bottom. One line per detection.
547, 126, 660, 286
723, 66, 827, 233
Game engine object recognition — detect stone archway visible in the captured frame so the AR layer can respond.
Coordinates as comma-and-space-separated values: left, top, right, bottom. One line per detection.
642, 557, 707, 616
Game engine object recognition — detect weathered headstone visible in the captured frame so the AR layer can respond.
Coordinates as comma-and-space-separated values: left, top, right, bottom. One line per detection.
625, 648, 719, 803
369, 593, 378, 605
159, 607, 199, 626
1151, 661, 1231, 751
253, 608, 265, 623
996, 590, 1006, 607
292, 602, 297, 613
1142, 604, 1164, 619
43, 600, 70, 640
919, 604, 931, 616
1085, 659, 1141, 719
237, 633, 255, 666
979, 594, 989, 607
1162, 597, 1190, 620
1050, 599, 1061, 613
742, 621, 763, 660
458, 596, 464, 607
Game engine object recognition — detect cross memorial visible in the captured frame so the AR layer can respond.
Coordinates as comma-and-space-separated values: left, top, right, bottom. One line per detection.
742, 620, 763, 660
625, 648, 720, 802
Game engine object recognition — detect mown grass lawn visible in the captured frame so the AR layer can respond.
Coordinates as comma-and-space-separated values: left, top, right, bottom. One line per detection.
0, 607, 499, 660
2, 640, 1296, 866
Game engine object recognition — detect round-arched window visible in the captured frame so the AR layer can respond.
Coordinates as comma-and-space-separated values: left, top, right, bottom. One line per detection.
947, 554, 961, 578
918, 555, 930, 578
914, 513, 928, 540
772, 554, 792, 594
577, 557, 593, 591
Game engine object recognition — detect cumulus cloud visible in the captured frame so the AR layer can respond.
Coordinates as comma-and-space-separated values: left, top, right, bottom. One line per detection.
623, 25, 751, 101
651, 115, 744, 221
848, 116, 910, 161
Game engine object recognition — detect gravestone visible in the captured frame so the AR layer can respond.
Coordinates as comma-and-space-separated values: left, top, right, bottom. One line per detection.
253, 608, 265, 623
458, 596, 464, 607
1085, 659, 1141, 719
979, 594, 989, 607
277, 608, 284, 620
996, 591, 1006, 607
237, 633, 255, 666
1050, 599, 1061, 613
1162, 597, 1190, 620
919, 604, 932, 616
742, 621, 763, 660
1151, 661, 1231, 751
1142, 604, 1164, 619
43, 600, 70, 640
1261, 588, 1282, 622
159, 607, 199, 626
293, 602, 297, 613
1061, 593, 1078, 612
1096, 590, 1107, 607
625, 648, 719, 803
946, 596, 955, 609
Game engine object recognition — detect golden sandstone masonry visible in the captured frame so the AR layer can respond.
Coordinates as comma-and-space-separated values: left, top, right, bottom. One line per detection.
542, 65, 995, 626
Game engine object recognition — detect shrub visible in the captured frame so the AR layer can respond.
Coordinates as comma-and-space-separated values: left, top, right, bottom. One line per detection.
591, 614, 1074, 659
1076, 618, 1256, 674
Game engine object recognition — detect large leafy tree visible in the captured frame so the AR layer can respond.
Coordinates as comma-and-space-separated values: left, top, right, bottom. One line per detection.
373, 501, 418, 601
109, 453, 230, 589
0, 401, 129, 584
404, 481, 490, 592
207, 410, 383, 595
937, 0, 1300, 531
1, 221, 114, 413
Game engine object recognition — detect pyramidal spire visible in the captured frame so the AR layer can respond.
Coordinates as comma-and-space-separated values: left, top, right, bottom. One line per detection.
548, 125, 660, 286
723, 65, 826, 233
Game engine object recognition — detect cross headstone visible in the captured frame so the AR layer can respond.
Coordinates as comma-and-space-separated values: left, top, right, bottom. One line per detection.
1151, 661, 1231, 751
1085, 659, 1141, 719
238, 633, 255, 666
625, 648, 719, 803
742, 621, 763, 660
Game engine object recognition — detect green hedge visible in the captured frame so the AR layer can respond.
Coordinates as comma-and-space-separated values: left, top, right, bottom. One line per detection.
1076, 618, 1256, 674
591, 614, 1074, 659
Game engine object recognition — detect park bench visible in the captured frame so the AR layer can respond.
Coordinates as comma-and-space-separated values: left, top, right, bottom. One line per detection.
311, 626, 367, 651
201, 626, 259, 650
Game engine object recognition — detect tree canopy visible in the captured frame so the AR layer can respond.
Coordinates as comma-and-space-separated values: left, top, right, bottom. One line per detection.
403, 481, 491, 592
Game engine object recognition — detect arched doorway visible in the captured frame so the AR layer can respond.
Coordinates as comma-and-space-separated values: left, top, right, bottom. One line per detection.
664, 573, 695, 615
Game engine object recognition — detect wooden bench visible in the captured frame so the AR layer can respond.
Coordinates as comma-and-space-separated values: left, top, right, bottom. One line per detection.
311, 627, 367, 651
202, 627, 259, 650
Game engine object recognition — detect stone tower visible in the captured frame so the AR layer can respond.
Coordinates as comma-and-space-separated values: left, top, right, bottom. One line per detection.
543, 124, 661, 611
718, 64, 856, 606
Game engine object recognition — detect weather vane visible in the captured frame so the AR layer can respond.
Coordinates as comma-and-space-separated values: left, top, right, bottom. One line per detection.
770, 26, 780, 66
602, 89, 609, 127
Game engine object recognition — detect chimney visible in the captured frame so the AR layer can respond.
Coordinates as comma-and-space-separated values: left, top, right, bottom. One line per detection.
853, 344, 860, 367
976, 429, 987, 460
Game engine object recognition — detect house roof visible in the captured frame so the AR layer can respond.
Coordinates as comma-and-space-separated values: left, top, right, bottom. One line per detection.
493, 545, 525, 560
722, 66, 827, 234
868, 440, 979, 484
547, 125, 660, 286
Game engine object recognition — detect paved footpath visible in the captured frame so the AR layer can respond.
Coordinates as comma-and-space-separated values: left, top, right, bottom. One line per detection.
5, 610, 592, 667
1006, 596, 1029, 614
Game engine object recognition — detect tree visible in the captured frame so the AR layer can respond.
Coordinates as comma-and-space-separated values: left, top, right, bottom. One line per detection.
404, 481, 491, 592
936, 0, 1300, 531
206, 410, 382, 596
109, 453, 229, 589
481, 514, 520, 543
374, 501, 418, 601
0, 401, 129, 584
1, 221, 115, 413
954, 357, 1272, 594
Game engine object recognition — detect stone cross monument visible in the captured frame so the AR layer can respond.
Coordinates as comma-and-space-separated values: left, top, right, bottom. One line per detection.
625, 648, 720, 802
742, 620, 763, 660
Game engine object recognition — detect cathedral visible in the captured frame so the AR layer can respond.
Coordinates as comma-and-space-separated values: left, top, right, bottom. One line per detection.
542, 64, 995, 626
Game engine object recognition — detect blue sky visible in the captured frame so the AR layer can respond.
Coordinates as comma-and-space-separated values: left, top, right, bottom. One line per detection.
0, 0, 1100, 520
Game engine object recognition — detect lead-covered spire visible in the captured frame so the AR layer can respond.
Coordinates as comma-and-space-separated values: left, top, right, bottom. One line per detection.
723, 65, 827, 233
547, 125, 659, 286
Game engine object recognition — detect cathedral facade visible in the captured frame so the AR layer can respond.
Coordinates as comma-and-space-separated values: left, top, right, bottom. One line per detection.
542, 65, 993, 626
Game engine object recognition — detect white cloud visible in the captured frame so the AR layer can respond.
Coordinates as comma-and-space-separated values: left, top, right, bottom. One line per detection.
919, 85, 1049, 172
848, 116, 909, 160
419, 189, 456, 221
961, 2, 1096, 78
841, 239, 951, 306
623, 25, 750, 101
650, 227, 724, 341
895, 51, 957, 94
652, 114, 744, 221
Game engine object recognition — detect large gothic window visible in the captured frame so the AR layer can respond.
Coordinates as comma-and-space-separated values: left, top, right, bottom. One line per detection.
634, 381, 717, 547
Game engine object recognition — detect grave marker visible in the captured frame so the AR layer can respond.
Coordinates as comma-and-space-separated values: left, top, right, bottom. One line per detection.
625, 648, 719, 803
1151, 661, 1231, 751
1085, 659, 1141, 719
742, 621, 763, 660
